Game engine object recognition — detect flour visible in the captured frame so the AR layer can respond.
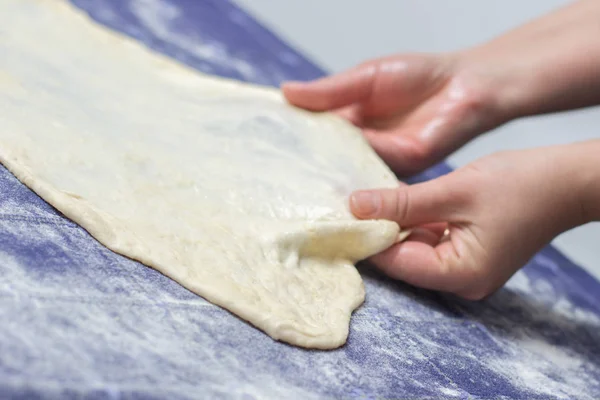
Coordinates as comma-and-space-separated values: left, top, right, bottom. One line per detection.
128, 0, 259, 81
486, 339, 594, 399
474, 268, 600, 399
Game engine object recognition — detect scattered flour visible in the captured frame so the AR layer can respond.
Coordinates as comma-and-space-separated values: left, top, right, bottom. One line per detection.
129, 0, 259, 80
1, 0, 599, 398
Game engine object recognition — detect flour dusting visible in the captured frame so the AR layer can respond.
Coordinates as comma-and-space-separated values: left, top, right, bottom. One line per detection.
475, 268, 600, 399
1, 0, 599, 398
128, 0, 259, 80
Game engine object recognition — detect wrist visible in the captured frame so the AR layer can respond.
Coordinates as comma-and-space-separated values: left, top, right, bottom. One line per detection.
569, 140, 600, 224
546, 140, 600, 231
521, 141, 600, 235
453, 45, 526, 131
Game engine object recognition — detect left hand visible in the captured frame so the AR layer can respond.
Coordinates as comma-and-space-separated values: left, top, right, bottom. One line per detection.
282, 53, 504, 177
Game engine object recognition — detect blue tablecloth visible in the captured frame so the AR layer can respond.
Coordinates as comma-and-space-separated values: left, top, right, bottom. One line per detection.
1, 1, 599, 398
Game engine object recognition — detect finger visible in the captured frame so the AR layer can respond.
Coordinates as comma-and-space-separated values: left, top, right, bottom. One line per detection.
363, 131, 431, 177
349, 175, 470, 227
281, 64, 377, 111
420, 222, 449, 238
363, 87, 493, 176
333, 104, 364, 127
370, 239, 466, 293
402, 227, 441, 246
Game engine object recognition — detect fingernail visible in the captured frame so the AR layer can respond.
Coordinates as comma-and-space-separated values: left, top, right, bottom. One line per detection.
350, 191, 379, 216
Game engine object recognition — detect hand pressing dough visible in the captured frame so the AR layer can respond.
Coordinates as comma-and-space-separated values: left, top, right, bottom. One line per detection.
0, 0, 408, 349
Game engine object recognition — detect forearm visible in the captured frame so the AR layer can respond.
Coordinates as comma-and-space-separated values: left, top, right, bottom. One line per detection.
464, 0, 600, 120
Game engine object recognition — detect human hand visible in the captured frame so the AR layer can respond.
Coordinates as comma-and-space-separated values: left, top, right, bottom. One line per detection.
348, 142, 598, 300
282, 1, 600, 177
283, 53, 504, 176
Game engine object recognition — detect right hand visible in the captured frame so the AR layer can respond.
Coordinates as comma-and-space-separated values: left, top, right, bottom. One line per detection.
348, 141, 597, 300
282, 53, 507, 176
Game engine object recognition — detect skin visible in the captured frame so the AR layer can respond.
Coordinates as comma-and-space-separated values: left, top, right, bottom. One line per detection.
282, 0, 600, 300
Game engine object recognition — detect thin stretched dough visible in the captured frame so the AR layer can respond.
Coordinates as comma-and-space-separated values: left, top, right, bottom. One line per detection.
0, 0, 408, 349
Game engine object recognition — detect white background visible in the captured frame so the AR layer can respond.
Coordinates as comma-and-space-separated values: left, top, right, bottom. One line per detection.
235, 0, 600, 278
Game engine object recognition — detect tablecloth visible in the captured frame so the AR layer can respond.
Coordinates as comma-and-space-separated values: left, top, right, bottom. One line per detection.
1, 0, 599, 398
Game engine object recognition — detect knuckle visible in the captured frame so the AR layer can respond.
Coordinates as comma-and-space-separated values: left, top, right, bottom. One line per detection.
462, 87, 489, 117
404, 138, 432, 165
454, 164, 488, 201
447, 74, 497, 129
434, 175, 473, 213
388, 188, 410, 222
453, 73, 493, 111
393, 137, 434, 172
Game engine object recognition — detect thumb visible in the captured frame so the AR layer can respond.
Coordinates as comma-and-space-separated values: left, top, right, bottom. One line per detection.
281, 64, 377, 111
350, 176, 482, 296
349, 175, 469, 227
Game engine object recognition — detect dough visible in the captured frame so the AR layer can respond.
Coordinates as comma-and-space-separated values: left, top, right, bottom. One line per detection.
0, 1, 407, 349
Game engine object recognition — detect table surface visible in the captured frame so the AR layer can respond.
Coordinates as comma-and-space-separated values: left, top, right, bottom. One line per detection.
1, 1, 599, 399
